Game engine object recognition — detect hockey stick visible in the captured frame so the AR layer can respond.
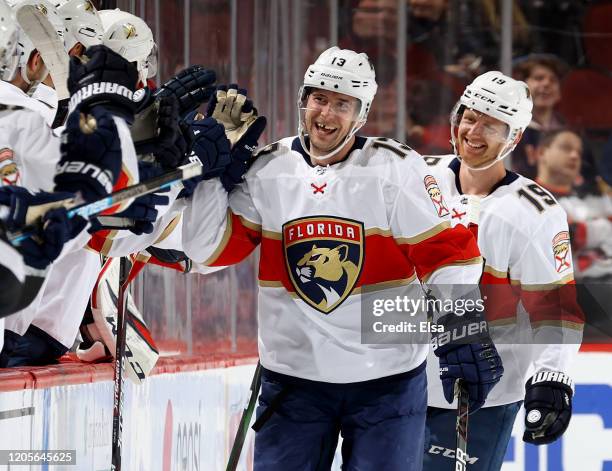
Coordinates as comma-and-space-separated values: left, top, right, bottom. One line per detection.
226, 362, 262, 471
111, 256, 132, 471
15, 3, 70, 100
7, 160, 202, 245
455, 381, 470, 470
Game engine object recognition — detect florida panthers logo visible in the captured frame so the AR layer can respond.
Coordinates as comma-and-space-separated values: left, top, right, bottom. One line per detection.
0, 148, 19, 186
424, 175, 449, 217
283, 216, 364, 314
552, 231, 571, 273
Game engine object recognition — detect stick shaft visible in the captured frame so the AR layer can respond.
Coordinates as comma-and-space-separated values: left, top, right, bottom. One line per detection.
111, 257, 131, 471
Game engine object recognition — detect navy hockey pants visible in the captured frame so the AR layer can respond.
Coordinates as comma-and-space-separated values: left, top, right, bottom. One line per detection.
423, 401, 521, 471
254, 362, 426, 471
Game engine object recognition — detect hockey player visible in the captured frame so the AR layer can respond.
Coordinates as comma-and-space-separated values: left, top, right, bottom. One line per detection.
0, 0, 83, 320
422, 72, 584, 470
180, 47, 502, 470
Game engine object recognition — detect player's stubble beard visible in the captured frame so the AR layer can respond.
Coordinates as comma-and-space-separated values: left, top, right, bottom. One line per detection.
305, 111, 352, 159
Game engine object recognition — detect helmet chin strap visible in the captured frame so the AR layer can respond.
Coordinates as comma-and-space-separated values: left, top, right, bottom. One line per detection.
298, 120, 364, 163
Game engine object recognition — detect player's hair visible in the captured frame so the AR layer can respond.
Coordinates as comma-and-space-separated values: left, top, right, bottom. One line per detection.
513, 54, 568, 83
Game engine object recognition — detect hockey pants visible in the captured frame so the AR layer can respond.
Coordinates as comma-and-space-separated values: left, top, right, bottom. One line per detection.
254, 362, 426, 471
423, 401, 521, 471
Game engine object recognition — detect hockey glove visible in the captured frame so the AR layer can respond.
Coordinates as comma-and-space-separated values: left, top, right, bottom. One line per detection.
132, 94, 187, 170
55, 106, 122, 203
89, 162, 169, 235
130, 66, 216, 167
432, 312, 504, 413
67, 45, 139, 123
0, 189, 85, 270
157, 65, 217, 116
206, 84, 265, 146
523, 371, 573, 445
0, 186, 86, 238
178, 113, 231, 198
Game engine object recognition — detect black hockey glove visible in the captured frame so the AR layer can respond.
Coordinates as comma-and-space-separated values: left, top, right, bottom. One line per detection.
157, 65, 217, 116
523, 371, 573, 445
432, 311, 504, 413
178, 112, 231, 198
132, 93, 187, 170
67, 45, 139, 123
55, 106, 122, 203
89, 162, 170, 235
206, 85, 267, 191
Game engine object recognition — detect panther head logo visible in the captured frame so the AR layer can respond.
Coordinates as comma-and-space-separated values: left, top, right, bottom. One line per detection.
295, 244, 359, 311
284, 216, 364, 314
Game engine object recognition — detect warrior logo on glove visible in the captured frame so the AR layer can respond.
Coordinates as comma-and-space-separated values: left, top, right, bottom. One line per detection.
283, 216, 364, 314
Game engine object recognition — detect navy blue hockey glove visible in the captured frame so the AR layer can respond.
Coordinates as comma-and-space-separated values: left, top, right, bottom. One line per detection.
0, 186, 86, 239
523, 371, 573, 445
178, 113, 231, 198
432, 312, 504, 413
68, 45, 139, 123
132, 94, 187, 170
157, 65, 217, 116
55, 106, 122, 203
18, 207, 77, 270
89, 162, 170, 235
0, 188, 86, 270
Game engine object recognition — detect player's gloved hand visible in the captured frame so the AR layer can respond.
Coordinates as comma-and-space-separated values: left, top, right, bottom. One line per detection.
67, 45, 139, 123
0, 186, 86, 240
18, 207, 80, 270
55, 106, 122, 203
432, 312, 504, 413
523, 371, 573, 445
89, 162, 169, 235
132, 94, 187, 169
206, 85, 267, 191
206, 84, 266, 146
156, 65, 217, 116
178, 113, 231, 198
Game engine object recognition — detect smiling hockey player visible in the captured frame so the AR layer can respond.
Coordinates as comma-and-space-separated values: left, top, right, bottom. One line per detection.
422, 71, 584, 470
181, 47, 503, 470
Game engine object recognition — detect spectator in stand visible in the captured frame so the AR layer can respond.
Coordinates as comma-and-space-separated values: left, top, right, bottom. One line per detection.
535, 129, 612, 280
512, 54, 567, 179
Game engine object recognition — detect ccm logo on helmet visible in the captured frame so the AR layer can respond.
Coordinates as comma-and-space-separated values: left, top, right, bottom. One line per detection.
473, 93, 495, 104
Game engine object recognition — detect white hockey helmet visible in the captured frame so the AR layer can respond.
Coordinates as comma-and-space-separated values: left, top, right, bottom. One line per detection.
99, 9, 155, 84
0, 0, 20, 80
298, 46, 378, 162
56, 0, 103, 50
451, 70, 533, 169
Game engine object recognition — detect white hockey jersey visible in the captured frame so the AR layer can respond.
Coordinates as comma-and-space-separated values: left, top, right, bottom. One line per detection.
424, 155, 584, 408
30, 83, 58, 127
182, 136, 483, 383
0, 80, 60, 191
536, 184, 612, 280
